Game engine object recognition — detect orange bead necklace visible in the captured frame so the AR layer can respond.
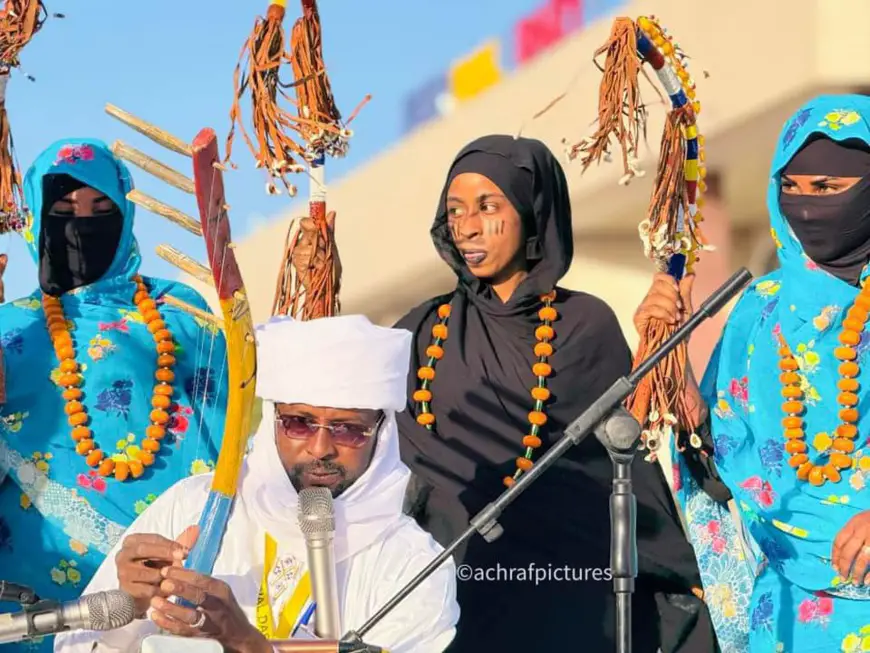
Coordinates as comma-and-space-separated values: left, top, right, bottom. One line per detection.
777, 281, 870, 486
44, 274, 178, 482
413, 291, 558, 488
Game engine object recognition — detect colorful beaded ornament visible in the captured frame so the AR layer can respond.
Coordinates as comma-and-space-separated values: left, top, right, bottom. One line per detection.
45, 274, 178, 482
413, 291, 558, 488
777, 282, 870, 486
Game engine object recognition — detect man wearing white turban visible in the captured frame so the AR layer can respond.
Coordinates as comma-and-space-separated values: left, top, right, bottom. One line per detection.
55, 315, 459, 653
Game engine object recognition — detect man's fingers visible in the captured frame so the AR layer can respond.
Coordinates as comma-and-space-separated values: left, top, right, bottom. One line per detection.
160, 577, 207, 607
175, 525, 199, 551
118, 534, 183, 564
836, 536, 866, 578
150, 602, 199, 636
326, 210, 336, 232
119, 564, 163, 586
852, 546, 870, 585
679, 274, 696, 311
0, 253, 7, 276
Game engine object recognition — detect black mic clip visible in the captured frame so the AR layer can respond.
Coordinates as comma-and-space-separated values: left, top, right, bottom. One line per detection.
0, 581, 39, 606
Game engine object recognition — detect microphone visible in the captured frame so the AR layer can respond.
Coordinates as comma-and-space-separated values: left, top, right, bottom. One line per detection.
0, 582, 38, 605
0, 590, 135, 644
298, 487, 342, 639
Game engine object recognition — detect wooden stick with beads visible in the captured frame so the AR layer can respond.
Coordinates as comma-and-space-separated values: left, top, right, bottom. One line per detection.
564, 15, 712, 464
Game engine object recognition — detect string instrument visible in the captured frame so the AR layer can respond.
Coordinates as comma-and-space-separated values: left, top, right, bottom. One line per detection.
104, 104, 257, 574
567, 15, 710, 461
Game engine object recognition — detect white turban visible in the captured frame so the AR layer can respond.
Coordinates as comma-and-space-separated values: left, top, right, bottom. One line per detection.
255, 314, 413, 411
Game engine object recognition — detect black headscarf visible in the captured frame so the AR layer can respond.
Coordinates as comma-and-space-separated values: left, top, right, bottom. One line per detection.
780, 137, 870, 285
396, 136, 714, 651
39, 173, 124, 296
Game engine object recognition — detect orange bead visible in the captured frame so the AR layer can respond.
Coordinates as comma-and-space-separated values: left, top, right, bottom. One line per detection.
437, 304, 451, 319
782, 416, 803, 429
831, 453, 853, 469
784, 428, 804, 439
59, 373, 81, 388
778, 358, 798, 371
156, 341, 175, 354
51, 331, 71, 347
782, 401, 803, 415
416, 412, 436, 426
778, 347, 792, 357
522, 435, 542, 448
844, 317, 866, 333
531, 387, 551, 401
781, 386, 802, 399
857, 294, 870, 310
133, 290, 149, 304
516, 457, 533, 471
413, 389, 432, 403
129, 460, 145, 479
153, 384, 174, 397
532, 363, 552, 378
71, 426, 91, 442
823, 464, 841, 483
785, 440, 807, 454
797, 461, 813, 480
503, 476, 516, 488
839, 392, 860, 407
147, 320, 167, 334
838, 378, 860, 392
138, 298, 157, 313
426, 345, 444, 360
808, 466, 825, 486
60, 359, 78, 373
837, 424, 859, 439
528, 411, 547, 426
146, 425, 166, 440
534, 342, 554, 357
432, 324, 448, 340
157, 353, 176, 367
839, 408, 859, 423
153, 329, 172, 343
840, 330, 861, 346
840, 362, 860, 377
68, 411, 88, 427
46, 315, 66, 328
833, 438, 856, 453
155, 369, 175, 383
114, 461, 130, 481
142, 309, 162, 324
85, 449, 104, 467
75, 439, 95, 455
56, 345, 74, 360
538, 307, 558, 322
64, 400, 84, 415
535, 325, 555, 341
142, 438, 161, 453
137, 450, 156, 467
97, 459, 115, 476
788, 453, 809, 468
848, 306, 869, 322
835, 347, 857, 361
151, 395, 172, 410
150, 409, 170, 425
417, 366, 435, 381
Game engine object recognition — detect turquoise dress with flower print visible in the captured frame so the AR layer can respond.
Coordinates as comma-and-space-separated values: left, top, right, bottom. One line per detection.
0, 139, 228, 651
700, 97, 870, 652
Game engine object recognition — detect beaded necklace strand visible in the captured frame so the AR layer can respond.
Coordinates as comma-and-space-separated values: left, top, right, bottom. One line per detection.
45, 274, 178, 482
778, 281, 870, 486
413, 290, 558, 488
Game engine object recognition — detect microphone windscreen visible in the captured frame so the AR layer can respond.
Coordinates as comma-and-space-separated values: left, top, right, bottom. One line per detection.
85, 590, 136, 630
298, 487, 336, 536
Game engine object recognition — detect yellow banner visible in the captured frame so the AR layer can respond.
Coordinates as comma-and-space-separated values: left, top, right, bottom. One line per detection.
448, 40, 503, 103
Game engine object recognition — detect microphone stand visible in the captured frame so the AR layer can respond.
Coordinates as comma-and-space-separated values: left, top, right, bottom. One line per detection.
341, 268, 753, 651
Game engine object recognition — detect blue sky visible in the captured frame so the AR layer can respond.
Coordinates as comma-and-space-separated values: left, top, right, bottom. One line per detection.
2, 0, 544, 300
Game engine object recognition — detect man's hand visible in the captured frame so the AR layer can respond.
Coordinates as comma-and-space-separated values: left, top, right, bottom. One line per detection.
633, 272, 695, 333
150, 565, 271, 653
115, 526, 198, 617
0, 253, 7, 303
290, 211, 340, 291
833, 512, 870, 584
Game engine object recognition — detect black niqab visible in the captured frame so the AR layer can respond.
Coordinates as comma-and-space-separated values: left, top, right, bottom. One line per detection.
396, 136, 714, 652
780, 137, 870, 285
39, 173, 123, 297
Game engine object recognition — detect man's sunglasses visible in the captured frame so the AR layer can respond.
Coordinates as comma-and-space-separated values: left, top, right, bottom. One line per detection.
275, 411, 385, 449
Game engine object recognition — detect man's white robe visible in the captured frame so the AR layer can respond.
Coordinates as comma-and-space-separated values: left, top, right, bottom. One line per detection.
55, 316, 459, 653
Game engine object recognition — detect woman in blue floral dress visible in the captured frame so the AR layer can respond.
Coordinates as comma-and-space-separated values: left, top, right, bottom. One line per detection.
0, 138, 228, 651
637, 95, 870, 652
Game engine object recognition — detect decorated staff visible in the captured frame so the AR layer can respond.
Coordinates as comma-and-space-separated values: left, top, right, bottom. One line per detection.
566, 15, 710, 462
105, 104, 257, 577
227, 0, 367, 320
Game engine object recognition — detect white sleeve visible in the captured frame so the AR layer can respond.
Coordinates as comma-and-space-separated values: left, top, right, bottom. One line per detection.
53, 480, 195, 653
360, 528, 459, 653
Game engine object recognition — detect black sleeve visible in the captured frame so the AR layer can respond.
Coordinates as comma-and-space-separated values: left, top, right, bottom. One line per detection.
679, 417, 733, 503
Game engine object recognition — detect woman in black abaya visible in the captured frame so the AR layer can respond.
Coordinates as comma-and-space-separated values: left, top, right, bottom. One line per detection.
395, 135, 719, 652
